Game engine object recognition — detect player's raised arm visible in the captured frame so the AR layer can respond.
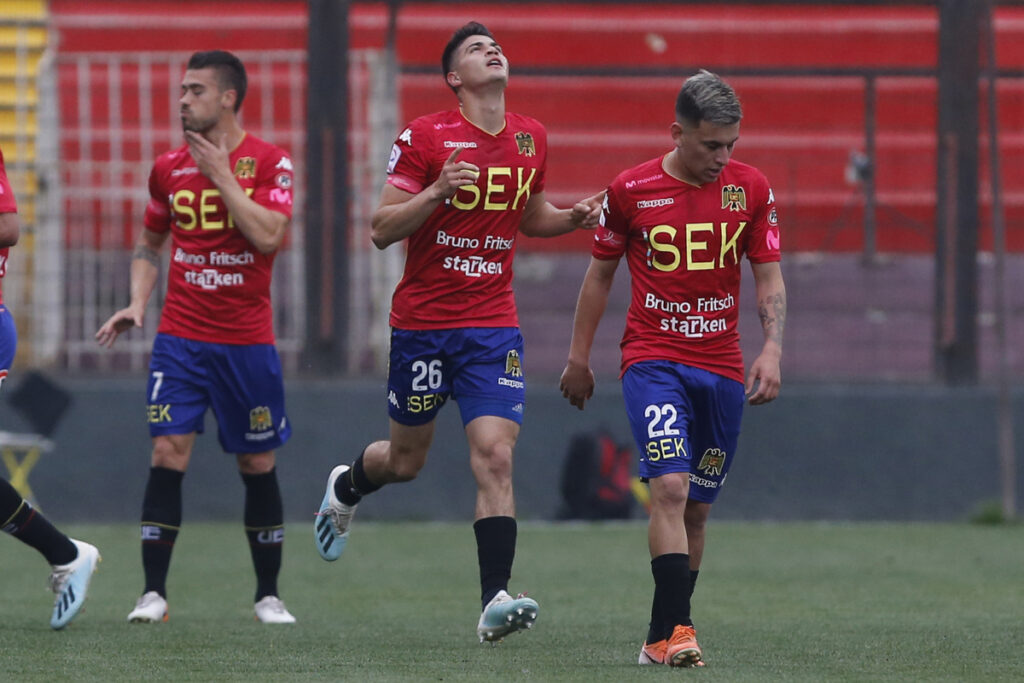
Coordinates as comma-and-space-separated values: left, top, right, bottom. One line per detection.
95, 228, 167, 348
518, 189, 605, 238
184, 130, 289, 254
370, 147, 478, 249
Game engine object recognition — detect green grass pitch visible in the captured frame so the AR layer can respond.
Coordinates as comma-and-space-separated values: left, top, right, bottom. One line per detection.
1, 520, 1021, 681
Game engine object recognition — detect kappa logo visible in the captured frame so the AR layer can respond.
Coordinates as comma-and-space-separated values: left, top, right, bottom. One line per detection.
398, 128, 413, 145
249, 406, 273, 431
698, 448, 726, 477
275, 156, 293, 171
637, 198, 674, 209
234, 157, 256, 179
514, 131, 536, 157
505, 349, 523, 377
767, 187, 775, 204
722, 185, 747, 211
388, 390, 400, 408
444, 141, 477, 149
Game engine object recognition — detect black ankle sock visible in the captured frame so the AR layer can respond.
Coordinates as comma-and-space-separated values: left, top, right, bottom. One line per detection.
335, 450, 381, 506
1, 478, 76, 565
689, 569, 700, 600
651, 553, 692, 639
474, 516, 517, 609
242, 469, 284, 601
140, 467, 184, 597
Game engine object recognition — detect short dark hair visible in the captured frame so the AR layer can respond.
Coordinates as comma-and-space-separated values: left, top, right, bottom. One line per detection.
187, 50, 248, 112
441, 22, 495, 92
675, 69, 742, 127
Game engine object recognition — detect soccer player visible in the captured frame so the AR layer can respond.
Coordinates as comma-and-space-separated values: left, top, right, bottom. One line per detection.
96, 50, 296, 624
0, 146, 100, 629
314, 22, 603, 642
559, 70, 786, 667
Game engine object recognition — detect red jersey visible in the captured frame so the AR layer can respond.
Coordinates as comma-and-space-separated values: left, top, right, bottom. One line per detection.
0, 149, 17, 305
593, 156, 781, 383
144, 133, 294, 344
384, 109, 547, 329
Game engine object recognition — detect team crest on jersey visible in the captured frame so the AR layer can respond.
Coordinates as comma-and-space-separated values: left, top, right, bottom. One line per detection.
721, 185, 747, 212
514, 131, 536, 157
249, 406, 273, 431
234, 157, 257, 179
505, 349, 523, 377
698, 448, 726, 477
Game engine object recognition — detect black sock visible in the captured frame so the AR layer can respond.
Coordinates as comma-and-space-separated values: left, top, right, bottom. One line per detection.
334, 450, 381, 506
689, 569, 700, 600
651, 553, 692, 639
646, 585, 665, 645
242, 469, 284, 601
0, 477, 76, 565
474, 516, 517, 609
140, 467, 184, 597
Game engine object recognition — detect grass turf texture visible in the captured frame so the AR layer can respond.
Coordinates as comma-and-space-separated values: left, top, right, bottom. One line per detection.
1, 521, 1021, 681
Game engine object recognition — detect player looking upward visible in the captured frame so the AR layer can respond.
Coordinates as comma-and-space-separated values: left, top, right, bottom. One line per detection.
314, 22, 604, 643
0, 145, 101, 629
96, 50, 297, 625
559, 70, 786, 667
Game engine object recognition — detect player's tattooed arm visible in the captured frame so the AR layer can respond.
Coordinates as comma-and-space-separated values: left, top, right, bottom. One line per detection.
132, 242, 160, 267
758, 290, 786, 348
97, 229, 166, 347
746, 261, 785, 404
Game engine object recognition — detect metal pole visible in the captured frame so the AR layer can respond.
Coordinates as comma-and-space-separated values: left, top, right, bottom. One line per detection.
862, 74, 877, 264
983, 0, 1017, 520
934, 0, 981, 385
304, 0, 350, 373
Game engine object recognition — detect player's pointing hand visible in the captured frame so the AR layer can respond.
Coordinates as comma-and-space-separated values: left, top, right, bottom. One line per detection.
432, 147, 479, 200
570, 189, 606, 231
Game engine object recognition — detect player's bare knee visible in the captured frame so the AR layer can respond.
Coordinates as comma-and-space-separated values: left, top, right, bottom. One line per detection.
151, 435, 191, 470
237, 451, 275, 475
684, 500, 711, 531
650, 473, 690, 509
472, 442, 513, 481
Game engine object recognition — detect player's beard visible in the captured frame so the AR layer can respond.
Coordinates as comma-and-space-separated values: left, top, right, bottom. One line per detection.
181, 111, 216, 135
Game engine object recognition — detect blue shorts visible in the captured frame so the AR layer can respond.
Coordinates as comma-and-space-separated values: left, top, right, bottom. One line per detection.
0, 305, 15, 390
147, 333, 291, 454
387, 327, 526, 427
622, 360, 744, 504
